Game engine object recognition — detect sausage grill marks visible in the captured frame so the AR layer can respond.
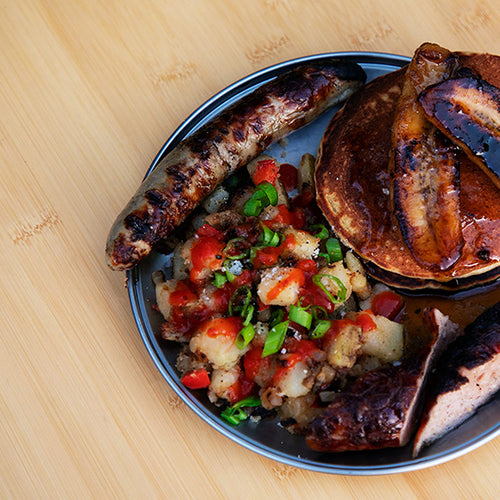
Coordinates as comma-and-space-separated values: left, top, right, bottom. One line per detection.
106, 60, 366, 271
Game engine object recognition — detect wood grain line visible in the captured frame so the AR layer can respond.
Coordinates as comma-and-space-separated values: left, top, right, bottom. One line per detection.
150, 62, 197, 87
246, 35, 290, 64
10, 210, 61, 245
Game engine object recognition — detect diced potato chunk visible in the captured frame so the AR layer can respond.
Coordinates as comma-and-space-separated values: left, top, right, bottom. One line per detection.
325, 323, 363, 369
189, 319, 248, 370
297, 153, 316, 194
274, 360, 311, 399
153, 276, 178, 320
344, 251, 371, 300
281, 227, 320, 261
208, 366, 240, 403
361, 314, 404, 363
317, 262, 353, 304
257, 267, 304, 306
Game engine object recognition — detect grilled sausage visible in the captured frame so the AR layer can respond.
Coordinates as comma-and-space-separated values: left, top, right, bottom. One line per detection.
306, 309, 458, 452
106, 60, 366, 270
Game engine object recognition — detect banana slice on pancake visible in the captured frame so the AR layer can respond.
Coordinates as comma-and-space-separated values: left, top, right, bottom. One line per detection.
315, 47, 500, 290
418, 75, 500, 190
391, 43, 463, 272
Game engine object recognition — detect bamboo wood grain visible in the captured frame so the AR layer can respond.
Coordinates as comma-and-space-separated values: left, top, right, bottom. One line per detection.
1, 1, 499, 498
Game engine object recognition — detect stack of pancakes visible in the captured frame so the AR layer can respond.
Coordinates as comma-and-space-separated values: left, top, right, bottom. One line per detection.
315, 48, 500, 291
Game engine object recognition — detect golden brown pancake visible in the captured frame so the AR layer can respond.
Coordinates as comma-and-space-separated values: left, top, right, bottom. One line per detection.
315, 53, 500, 290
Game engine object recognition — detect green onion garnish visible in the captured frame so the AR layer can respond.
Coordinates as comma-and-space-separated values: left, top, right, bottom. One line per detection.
243, 182, 279, 217
256, 181, 278, 206
259, 224, 281, 247
269, 308, 285, 328
228, 286, 252, 316
243, 197, 262, 217
220, 396, 261, 425
309, 224, 329, 240
289, 304, 313, 329
242, 304, 255, 326
212, 272, 227, 288
311, 305, 328, 320
310, 320, 331, 339
262, 320, 289, 357
225, 268, 236, 283
235, 323, 255, 349
223, 238, 248, 260
312, 274, 347, 304
326, 238, 342, 262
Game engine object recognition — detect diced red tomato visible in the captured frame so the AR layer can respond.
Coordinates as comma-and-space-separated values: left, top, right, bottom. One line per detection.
226, 374, 256, 404
169, 280, 198, 307
290, 207, 306, 229
253, 246, 282, 268
279, 163, 298, 192
356, 310, 377, 332
195, 224, 224, 240
299, 275, 337, 314
204, 317, 243, 339
296, 259, 318, 273
263, 204, 292, 226
243, 346, 272, 384
292, 189, 315, 208
252, 158, 279, 186
212, 283, 232, 312
190, 236, 225, 282
371, 290, 404, 320
181, 369, 210, 389
232, 269, 256, 288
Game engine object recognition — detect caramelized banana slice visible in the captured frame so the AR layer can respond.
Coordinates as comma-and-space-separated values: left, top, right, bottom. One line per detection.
419, 76, 500, 190
392, 43, 463, 271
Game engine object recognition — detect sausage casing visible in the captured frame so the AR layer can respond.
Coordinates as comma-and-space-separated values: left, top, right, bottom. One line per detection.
106, 60, 366, 270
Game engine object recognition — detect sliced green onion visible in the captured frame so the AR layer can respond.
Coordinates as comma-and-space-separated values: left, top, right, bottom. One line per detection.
326, 238, 342, 262
318, 252, 330, 262
243, 182, 279, 217
242, 304, 255, 326
220, 396, 261, 425
243, 197, 262, 216
225, 268, 236, 283
309, 224, 329, 240
228, 286, 252, 316
312, 274, 347, 304
212, 272, 227, 288
310, 320, 332, 339
256, 181, 278, 206
269, 308, 285, 328
289, 304, 313, 329
311, 305, 328, 321
223, 238, 248, 260
259, 224, 281, 247
262, 320, 289, 357
235, 323, 255, 349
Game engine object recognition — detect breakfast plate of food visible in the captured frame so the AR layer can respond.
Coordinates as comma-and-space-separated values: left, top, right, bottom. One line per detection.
106, 45, 500, 474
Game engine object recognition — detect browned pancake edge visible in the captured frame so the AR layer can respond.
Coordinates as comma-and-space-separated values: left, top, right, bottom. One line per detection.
315, 53, 500, 288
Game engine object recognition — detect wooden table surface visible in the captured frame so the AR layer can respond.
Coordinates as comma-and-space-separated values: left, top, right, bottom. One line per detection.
2, 1, 499, 498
